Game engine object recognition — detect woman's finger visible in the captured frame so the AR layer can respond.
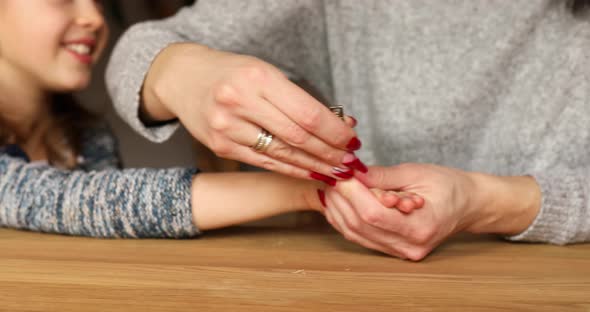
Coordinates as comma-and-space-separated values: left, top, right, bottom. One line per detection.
238, 96, 353, 169
324, 199, 399, 257
325, 190, 407, 258
223, 144, 310, 179
261, 76, 361, 151
227, 119, 353, 181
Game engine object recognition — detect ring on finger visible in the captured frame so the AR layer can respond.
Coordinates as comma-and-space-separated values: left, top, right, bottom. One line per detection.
251, 128, 274, 153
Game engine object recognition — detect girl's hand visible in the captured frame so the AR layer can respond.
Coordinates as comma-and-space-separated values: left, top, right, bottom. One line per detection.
143, 43, 363, 181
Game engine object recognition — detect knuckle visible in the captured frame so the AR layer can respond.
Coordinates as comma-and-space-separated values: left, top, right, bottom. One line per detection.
332, 130, 352, 147
212, 83, 240, 107
344, 216, 362, 233
267, 141, 294, 161
208, 111, 232, 133
323, 150, 343, 165
411, 226, 437, 245
284, 123, 311, 146
299, 106, 322, 131
239, 63, 269, 83
403, 247, 430, 262
309, 161, 327, 175
259, 157, 277, 171
209, 139, 233, 158
360, 209, 381, 226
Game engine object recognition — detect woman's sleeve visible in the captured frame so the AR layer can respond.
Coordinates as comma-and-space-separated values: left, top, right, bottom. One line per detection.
506, 166, 590, 244
0, 155, 199, 238
105, 0, 326, 142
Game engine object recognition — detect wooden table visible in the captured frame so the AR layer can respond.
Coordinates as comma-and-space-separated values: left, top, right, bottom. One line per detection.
1, 215, 590, 312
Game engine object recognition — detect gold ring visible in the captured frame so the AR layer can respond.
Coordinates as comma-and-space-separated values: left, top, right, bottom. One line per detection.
252, 128, 273, 152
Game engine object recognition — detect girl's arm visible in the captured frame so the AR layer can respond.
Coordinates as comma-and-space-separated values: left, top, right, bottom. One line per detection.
0, 155, 198, 238
191, 172, 322, 231
0, 154, 324, 238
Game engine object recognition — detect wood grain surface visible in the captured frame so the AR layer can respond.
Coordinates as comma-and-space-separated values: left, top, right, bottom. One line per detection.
1, 215, 589, 312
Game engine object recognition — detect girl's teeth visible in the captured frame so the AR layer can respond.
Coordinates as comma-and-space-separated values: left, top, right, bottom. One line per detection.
66, 43, 91, 55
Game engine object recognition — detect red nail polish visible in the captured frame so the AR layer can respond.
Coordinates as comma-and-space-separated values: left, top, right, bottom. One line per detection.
317, 189, 326, 207
346, 137, 362, 151
343, 157, 368, 173
331, 167, 354, 179
310, 172, 337, 186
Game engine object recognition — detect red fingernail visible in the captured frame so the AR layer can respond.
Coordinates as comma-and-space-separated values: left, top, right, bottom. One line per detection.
349, 116, 357, 127
310, 172, 337, 186
342, 154, 368, 173
346, 137, 362, 151
332, 167, 354, 179
317, 189, 326, 207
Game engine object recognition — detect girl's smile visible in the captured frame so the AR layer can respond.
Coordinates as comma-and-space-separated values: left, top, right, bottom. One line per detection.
63, 37, 96, 64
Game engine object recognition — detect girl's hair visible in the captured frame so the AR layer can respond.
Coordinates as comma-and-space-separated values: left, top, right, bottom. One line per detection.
0, 94, 96, 169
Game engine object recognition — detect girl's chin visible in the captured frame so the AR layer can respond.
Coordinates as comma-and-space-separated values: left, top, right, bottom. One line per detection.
50, 76, 91, 92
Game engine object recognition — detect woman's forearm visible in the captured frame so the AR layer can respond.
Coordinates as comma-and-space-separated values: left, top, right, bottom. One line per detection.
191, 172, 321, 231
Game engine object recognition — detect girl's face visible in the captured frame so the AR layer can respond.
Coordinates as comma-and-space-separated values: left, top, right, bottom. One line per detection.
0, 0, 109, 92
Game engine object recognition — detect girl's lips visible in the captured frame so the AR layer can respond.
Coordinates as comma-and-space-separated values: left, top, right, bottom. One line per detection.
64, 38, 96, 46
63, 38, 96, 65
64, 47, 93, 64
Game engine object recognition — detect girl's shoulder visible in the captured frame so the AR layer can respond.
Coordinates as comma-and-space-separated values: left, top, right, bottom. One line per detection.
80, 120, 117, 149
78, 121, 121, 170
0, 121, 121, 170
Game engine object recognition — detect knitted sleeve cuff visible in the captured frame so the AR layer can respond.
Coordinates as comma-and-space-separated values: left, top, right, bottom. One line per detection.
106, 22, 184, 143
505, 170, 589, 245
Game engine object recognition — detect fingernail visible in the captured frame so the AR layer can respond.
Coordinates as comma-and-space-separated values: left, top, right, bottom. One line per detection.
346, 137, 362, 151
342, 152, 356, 164
331, 167, 354, 179
310, 172, 337, 186
317, 189, 326, 208
349, 116, 357, 127
342, 153, 368, 173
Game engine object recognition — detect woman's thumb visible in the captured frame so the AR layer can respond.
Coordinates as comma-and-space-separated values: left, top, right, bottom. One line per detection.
358, 164, 423, 190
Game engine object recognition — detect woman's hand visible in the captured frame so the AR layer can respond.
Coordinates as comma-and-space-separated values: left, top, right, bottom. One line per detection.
322, 163, 542, 260
142, 43, 365, 181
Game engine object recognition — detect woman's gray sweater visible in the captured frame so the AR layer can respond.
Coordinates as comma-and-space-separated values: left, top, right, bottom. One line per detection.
106, 0, 590, 244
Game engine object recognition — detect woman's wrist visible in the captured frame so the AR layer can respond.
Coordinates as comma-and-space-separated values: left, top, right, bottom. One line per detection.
140, 43, 211, 124
465, 172, 542, 236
